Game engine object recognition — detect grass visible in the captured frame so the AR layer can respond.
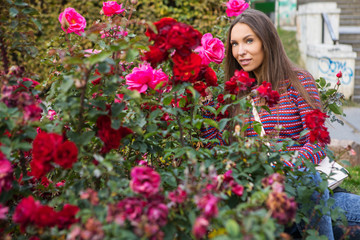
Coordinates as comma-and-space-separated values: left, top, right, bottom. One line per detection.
340, 165, 360, 195
277, 28, 303, 66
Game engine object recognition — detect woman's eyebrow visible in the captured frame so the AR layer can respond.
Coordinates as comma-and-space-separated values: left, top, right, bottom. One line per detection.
243, 34, 253, 39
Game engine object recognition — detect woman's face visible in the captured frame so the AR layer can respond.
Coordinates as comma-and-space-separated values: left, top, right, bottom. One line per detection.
230, 23, 264, 78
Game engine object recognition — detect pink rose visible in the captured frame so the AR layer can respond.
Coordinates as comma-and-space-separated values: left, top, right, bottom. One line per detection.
146, 202, 168, 227
46, 110, 57, 120
194, 33, 225, 65
168, 187, 187, 204
83, 49, 101, 57
58, 8, 86, 36
149, 68, 169, 90
0, 204, 9, 220
102, 1, 125, 16
192, 216, 209, 239
125, 63, 168, 93
130, 166, 161, 197
230, 181, 244, 196
23, 104, 42, 122
0, 157, 13, 194
226, 0, 249, 17
196, 194, 218, 218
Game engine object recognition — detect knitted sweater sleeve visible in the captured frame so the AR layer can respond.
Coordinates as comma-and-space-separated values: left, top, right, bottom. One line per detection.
291, 71, 326, 165
200, 99, 226, 149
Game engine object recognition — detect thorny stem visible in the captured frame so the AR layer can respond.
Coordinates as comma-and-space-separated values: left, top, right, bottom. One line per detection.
174, 91, 185, 147
65, 34, 74, 57
78, 65, 95, 132
0, 36, 9, 74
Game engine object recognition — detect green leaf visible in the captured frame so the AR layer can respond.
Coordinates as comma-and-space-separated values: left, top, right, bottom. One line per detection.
31, 18, 42, 31
203, 118, 218, 129
61, 76, 74, 93
179, 97, 186, 108
225, 219, 240, 237
319, 77, 326, 88
111, 119, 121, 130
16, 142, 32, 151
161, 172, 177, 187
203, 105, 217, 115
126, 48, 139, 62
14, 0, 28, 6
111, 103, 125, 117
328, 103, 342, 115
9, 7, 19, 17
163, 95, 173, 106
87, 51, 112, 65
253, 121, 262, 136
22, 7, 38, 15
68, 131, 95, 146
326, 89, 337, 96
261, 105, 271, 114
219, 118, 229, 131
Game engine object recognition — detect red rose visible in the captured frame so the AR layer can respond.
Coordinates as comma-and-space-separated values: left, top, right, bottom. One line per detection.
40, 176, 52, 188
217, 94, 225, 104
57, 204, 80, 229
145, 17, 177, 43
336, 71, 342, 78
304, 109, 328, 130
12, 196, 40, 232
204, 67, 218, 87
96, 115, 132, 154
32, 132, 63, 163
33, 205, 58, 228
232, 69, 255, 90
143, 45, 169, 67
225, 78, 240, 95
29, 159, 53, 180
172, 52, 202, 83
256, 81, 280, 107
193, 81, 208, 97
54, 141, 78, 169
166, 23, 202, 56
91, 69, 102, 85
309, 126, 331, 145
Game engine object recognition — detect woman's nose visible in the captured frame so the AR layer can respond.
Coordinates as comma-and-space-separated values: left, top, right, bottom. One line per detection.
238, 44, 246, 56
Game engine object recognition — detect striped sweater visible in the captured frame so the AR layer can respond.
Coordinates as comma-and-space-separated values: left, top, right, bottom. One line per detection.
201, 71, 326, 167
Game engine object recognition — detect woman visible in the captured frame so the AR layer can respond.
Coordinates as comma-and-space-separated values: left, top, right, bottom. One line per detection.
201, 8, 360, 239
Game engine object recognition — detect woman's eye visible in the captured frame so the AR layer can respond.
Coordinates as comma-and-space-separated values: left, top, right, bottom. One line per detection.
246, 39, 253, 44
231, 42, 237, 47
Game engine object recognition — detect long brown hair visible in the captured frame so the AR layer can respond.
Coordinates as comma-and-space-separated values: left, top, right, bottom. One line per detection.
224, 9, 321, 111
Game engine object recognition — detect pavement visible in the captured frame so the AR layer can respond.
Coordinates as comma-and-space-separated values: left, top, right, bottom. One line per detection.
326, 106, 360, 166
327, 107, 360, 144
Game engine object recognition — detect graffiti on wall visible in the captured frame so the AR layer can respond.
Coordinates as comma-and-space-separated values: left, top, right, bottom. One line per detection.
278, 0, 297, 26
318, 57, 353, 85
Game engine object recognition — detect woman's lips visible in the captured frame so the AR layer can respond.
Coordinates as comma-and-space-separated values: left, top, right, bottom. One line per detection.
239, 59, 251, 66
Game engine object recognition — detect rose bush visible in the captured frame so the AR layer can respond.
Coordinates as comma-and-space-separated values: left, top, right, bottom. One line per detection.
0, 0, 350, 239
